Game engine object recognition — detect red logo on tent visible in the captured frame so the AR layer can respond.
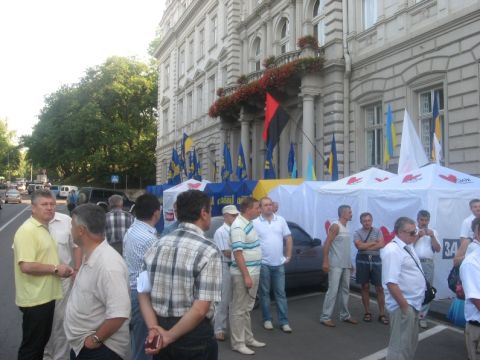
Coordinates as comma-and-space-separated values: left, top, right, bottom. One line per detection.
402, 174, 421, 183
324, 220, 331, 237
188, 183, 202, 189
347, 176, 362, 185
375, 177, 389, 182
380, 226, 395, 243
439, 174, 457, 183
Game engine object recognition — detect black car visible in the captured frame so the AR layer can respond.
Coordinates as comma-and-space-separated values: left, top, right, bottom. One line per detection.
205, 216, 327, 290
77, 187, 135, 212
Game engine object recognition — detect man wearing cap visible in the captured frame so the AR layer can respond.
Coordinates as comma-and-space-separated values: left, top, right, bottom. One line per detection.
213, 204, 239, 341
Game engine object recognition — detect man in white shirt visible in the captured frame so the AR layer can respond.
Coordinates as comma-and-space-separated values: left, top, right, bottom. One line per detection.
456, 199, 480, 265
413, 210, 440, 329
213, 204, 239, 341
381, 217, 425, 360
44, 211, 82, 360
253, 197, 293, 333
460, 217, 480, 360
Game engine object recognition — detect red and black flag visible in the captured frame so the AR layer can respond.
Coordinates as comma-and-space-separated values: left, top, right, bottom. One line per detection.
263, 93, 289, 149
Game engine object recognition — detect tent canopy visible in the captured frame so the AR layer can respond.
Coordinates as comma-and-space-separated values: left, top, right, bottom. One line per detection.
321, 167, 396, 191
252, 178, 303, 200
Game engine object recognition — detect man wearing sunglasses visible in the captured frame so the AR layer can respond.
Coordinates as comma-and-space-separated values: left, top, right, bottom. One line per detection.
381, 217, 426, 360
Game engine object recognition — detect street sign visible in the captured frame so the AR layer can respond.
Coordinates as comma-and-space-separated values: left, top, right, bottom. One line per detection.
111, 175, 119, 184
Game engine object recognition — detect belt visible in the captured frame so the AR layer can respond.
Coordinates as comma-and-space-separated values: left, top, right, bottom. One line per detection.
468, 320, 480, 327
420, 258, 433, 262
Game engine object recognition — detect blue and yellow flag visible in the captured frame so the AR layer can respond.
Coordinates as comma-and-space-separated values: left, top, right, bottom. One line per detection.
431, 95, 442, 162
221, 143, 233, 182
384, 104, 397, 163
264, 141, 276, 179
236, 143, 247, 181
325, 134, 338, 181
181, 133, 193, 175
287, 143, 297, 178
306, 153, 316, 181
193, 148, 202, 181
167, 148, 181, 185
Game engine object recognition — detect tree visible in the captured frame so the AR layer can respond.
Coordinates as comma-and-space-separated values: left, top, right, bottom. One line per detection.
23, 56, 158, 187
0, 118, 22, 181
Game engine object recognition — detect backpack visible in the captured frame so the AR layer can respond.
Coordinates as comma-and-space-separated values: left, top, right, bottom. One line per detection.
447, 265, 465, 300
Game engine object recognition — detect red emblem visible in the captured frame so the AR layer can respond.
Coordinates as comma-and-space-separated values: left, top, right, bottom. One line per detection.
188, 183, 202, 189
439, 174, 457, 183
375, 177, 389, 182
347, 176, 362, 185
402, 174, 421, 183
380, 226, 395, 243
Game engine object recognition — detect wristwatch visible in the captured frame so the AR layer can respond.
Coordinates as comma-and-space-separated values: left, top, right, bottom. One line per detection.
92, 334, 102, 344
53, 265, 59, 275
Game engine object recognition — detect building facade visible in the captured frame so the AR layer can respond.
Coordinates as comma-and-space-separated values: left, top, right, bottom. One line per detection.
154, 0, 480, 184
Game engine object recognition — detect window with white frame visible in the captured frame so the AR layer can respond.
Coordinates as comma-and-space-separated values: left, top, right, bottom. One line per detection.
162, 108, 169, 134
208, 75, 216, 106
364, 103, 383, 166
177, 98, 184, 126
188, 36, 194, 68
418, 87, 444, 159
197, 84, 203, 117
198, 27, 205, 59
179, 45, 185, 76
252, 37, 261, 71
278, 18, 290, 55
312, 0, 326, 46
363, 0, 377, 30
186, 92, 193, 123
210, 15, 217, 48
163, 63, 170, 89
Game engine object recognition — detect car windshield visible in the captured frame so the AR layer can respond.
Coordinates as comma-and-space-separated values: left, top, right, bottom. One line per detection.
7, 190, 19, 195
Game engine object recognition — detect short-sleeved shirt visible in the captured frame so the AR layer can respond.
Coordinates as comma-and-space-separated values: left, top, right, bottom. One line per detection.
214, 223, 231, 263
123, 219, 158, 290
13, 217, 63, 307
414, 227, 439, 260
64, 240, 131, 359
381, 237, 426, 312
49, 212, 76, 267
230, 214, 262, 275
105, 209, 134, 245
328, 221, 352, 268
143, 222, 222, 319
461, 245, 480, 321
353, 227, 382, 256
253, 214, 291, 266
460, 214, 475, 240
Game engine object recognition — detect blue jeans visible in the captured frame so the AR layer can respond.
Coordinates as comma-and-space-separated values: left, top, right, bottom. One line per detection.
70, 345, 122, 360
154, 317, 217, 360
130, 289, 150, 360
259, 264, 288, 325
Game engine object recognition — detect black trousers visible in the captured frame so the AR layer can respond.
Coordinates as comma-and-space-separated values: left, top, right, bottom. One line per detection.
18, 300, 56, 360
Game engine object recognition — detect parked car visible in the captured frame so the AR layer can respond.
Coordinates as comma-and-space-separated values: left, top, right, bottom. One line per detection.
49, 185, 61, 198
205, 216, 327, 290
5, 189, 22, 204
77, 187, 135, 212
58, 185, 78, 198
27, 183, 44, 194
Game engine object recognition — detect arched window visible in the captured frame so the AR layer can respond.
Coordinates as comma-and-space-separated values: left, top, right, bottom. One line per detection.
278, 18, 290, 54
312, 0, 325, 46
252, 37, 261, 71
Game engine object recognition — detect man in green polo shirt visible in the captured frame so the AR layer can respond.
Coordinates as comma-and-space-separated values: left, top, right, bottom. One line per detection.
13, 189, 74, 359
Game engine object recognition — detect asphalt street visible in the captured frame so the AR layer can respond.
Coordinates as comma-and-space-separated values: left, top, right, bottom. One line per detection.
0, 201, 468, 359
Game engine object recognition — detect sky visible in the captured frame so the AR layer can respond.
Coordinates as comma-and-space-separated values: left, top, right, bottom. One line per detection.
0, 0, 166, 140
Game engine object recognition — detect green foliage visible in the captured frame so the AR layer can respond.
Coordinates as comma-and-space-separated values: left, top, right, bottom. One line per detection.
22, 56, 158, 187
0, 118, 22, 180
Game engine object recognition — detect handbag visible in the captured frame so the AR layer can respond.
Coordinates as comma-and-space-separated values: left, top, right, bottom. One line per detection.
403, 246, 437, 305
447, 265, 465, 300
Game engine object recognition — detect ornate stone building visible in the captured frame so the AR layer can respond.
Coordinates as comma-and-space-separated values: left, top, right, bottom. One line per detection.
154, 0, 480, 183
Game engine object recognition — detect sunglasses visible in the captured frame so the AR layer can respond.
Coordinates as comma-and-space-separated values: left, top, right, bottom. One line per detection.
403, 230, 417, 236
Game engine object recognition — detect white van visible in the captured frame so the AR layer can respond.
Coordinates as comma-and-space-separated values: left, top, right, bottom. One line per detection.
59, 185, 78, 198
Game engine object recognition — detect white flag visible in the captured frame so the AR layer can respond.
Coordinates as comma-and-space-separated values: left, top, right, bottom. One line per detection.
397, 109, 429, 174
433, 133, 442, 164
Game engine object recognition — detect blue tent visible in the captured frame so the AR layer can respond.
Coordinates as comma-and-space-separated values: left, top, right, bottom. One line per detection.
204, 180, 259, 216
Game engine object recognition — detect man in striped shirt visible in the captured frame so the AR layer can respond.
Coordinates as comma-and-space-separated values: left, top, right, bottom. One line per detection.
139, 190, 222, 360
229, 197, 266, 355
123, 194, 161, 360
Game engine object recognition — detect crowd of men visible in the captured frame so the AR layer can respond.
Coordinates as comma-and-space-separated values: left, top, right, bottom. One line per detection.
11, 188, 480, 360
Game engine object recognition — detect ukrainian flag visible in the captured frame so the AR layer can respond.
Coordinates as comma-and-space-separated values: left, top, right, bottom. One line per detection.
384, 104, 397, 163
431, 95, 442, 162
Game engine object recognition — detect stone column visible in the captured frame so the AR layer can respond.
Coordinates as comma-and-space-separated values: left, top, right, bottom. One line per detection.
262, 21, 268, 58
240, 108, 250, 177
288, 1, 296, 50
242, 35, 249, 74
301, 93, 315, 177
295, 0, 303, 41
266, 18, 273, 56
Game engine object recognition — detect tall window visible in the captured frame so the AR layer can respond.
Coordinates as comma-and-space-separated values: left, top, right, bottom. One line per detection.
162, 108, 169, 134
186, 92, 193, 122
312, 0, 326, 46
177, 99, 184, 126
252, 37, 261, 71
208, 75, 216, 106
210, 15, 217, 47
278, 18, 290, 54
419, 88, 444, 158
365, 103, 383, 166
163, 63, 170, 89
363, 0, 377, 30
197, 85, 203, 116
179, 45, 185, 76
198, 28, 205, 59
188, 36, 194, 68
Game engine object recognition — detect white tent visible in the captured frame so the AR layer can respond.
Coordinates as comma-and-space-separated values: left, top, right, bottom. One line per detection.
163, 179, 210, 225
268, 184, 298, 219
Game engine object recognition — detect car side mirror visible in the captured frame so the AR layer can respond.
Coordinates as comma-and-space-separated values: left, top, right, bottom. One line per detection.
312, 238, 322, 247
